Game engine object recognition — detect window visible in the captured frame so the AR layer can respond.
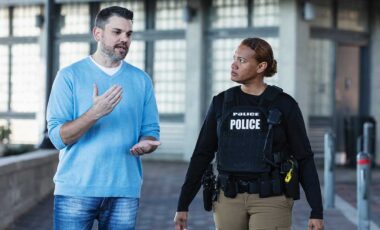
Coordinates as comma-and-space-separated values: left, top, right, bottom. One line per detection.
13, 5, 42, 37
0, 4, 46, 145
0, 8, 9, 37
210, 0, 248, 29
59, 42, 90, 69
337, 0, 368, 32
10, 44, 44, 144
100, 1, 145, 31
154, 40, 186, 115
308, 39, 334, 116
10, 120, 40, 144
11, 44, 43, 113
252, 0, 279, 27
60, 3, 90, 34
155, 0, 186, 30
126, 41, 145, 70
0, 46, 9, 111
209, 38, 241, 99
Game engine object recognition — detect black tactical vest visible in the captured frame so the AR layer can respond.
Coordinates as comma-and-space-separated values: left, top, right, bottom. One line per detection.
217, 86, 282, 173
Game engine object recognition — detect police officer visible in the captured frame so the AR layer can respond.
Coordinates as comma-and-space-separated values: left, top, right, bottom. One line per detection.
174, 37, 324, 230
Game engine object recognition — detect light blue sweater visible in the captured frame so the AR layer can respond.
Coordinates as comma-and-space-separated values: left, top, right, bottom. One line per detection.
47, 57, 160, 198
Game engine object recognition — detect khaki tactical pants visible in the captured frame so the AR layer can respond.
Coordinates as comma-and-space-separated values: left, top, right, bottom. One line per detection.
213, 192, 293, 230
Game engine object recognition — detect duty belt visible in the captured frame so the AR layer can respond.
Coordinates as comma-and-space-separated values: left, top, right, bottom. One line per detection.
236, 179, 259, 194
218, 174, 259, 194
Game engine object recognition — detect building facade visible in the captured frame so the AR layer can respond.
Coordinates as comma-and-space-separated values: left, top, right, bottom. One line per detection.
0, 0, 379, 165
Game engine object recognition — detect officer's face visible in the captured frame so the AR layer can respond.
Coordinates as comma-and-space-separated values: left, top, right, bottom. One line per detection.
231, 44, 266, 84
93, 16, 133, 63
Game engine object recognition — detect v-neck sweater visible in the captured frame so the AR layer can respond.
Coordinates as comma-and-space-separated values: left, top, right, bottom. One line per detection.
47, 57, 160, 197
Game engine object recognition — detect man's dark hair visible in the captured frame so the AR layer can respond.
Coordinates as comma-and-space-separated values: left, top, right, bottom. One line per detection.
95, 6, 133, 29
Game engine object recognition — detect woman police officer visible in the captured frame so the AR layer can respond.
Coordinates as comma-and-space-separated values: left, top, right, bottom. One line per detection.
174, 37, 324, 230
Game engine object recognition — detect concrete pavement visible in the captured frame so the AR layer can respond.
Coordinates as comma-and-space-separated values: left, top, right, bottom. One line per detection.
7, 160, 380, 230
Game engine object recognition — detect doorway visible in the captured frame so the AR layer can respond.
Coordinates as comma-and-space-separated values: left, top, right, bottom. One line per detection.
335, 45, 361, 164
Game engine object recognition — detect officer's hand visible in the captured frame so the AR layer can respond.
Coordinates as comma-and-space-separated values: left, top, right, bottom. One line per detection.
308, 218, 324, 230
174, 212, 188, 230
88, 84, 122, 120
130, 139, 161, 156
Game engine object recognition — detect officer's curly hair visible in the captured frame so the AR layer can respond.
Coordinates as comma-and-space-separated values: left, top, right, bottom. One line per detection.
241, 37, 277, 77
95, 6, 133, 29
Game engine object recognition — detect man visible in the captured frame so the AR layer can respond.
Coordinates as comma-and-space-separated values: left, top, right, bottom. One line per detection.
47, 6, 160, 230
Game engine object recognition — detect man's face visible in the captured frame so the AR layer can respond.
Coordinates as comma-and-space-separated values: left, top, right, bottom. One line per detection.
94, 16, 133, 62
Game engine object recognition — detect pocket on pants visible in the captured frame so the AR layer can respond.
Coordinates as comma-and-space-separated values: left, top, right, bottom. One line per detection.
283, 196, 294, 209
278, 195, 294, 210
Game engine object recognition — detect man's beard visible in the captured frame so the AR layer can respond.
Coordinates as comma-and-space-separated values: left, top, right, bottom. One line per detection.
100, 42, 129, 62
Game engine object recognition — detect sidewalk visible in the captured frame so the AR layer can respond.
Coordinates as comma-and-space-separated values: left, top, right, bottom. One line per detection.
7, 160, 380, 230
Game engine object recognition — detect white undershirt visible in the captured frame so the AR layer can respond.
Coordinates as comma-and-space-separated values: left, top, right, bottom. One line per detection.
89, 56, 122, 76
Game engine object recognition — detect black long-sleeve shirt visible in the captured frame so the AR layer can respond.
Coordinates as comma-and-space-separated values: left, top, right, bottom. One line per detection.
177, 86, 323, 219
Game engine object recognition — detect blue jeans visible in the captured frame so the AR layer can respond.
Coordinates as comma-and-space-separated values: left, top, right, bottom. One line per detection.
54, 195, 139, 230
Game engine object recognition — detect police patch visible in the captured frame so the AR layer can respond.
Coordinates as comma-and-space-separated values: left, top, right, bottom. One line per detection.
230, 118, 261, 130
229, 111, 262, 130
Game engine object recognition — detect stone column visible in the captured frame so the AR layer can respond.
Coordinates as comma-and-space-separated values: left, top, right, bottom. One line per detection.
278, 0, 311, 129
184, 0, 207, 160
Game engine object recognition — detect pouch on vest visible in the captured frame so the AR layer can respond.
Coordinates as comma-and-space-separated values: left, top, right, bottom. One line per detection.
282, 159, 300, 200
258, 170, 283, 198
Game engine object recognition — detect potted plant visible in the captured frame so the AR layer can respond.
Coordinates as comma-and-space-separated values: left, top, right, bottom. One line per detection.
0, 125, 11, 156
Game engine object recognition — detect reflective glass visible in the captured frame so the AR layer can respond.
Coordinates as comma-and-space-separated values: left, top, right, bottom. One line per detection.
308, 39, 333, 116
209, 38, 241, 99
60, 3, 90, 34
125, 41, 145, 71
252, 0, 279, 27
154, 40, 186, 114
0, 46, 9, 111
13, 5, 42, 36
59, 42, 90, 69
101, 1, 145, 31
10, 44, 44, 144
156, 0, 186, 30
210, 0, 248, 28
9, 119, 39, 144
11, 44, 43, 113
0, 8, 9, 37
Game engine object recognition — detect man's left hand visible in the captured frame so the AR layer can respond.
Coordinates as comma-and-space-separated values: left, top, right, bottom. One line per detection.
308, 218, 324, 230
130, 139, 161, 156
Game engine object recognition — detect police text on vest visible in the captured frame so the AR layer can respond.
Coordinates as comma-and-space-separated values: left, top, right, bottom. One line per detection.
232, 112, 259, 117
230, 119, 261, 130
